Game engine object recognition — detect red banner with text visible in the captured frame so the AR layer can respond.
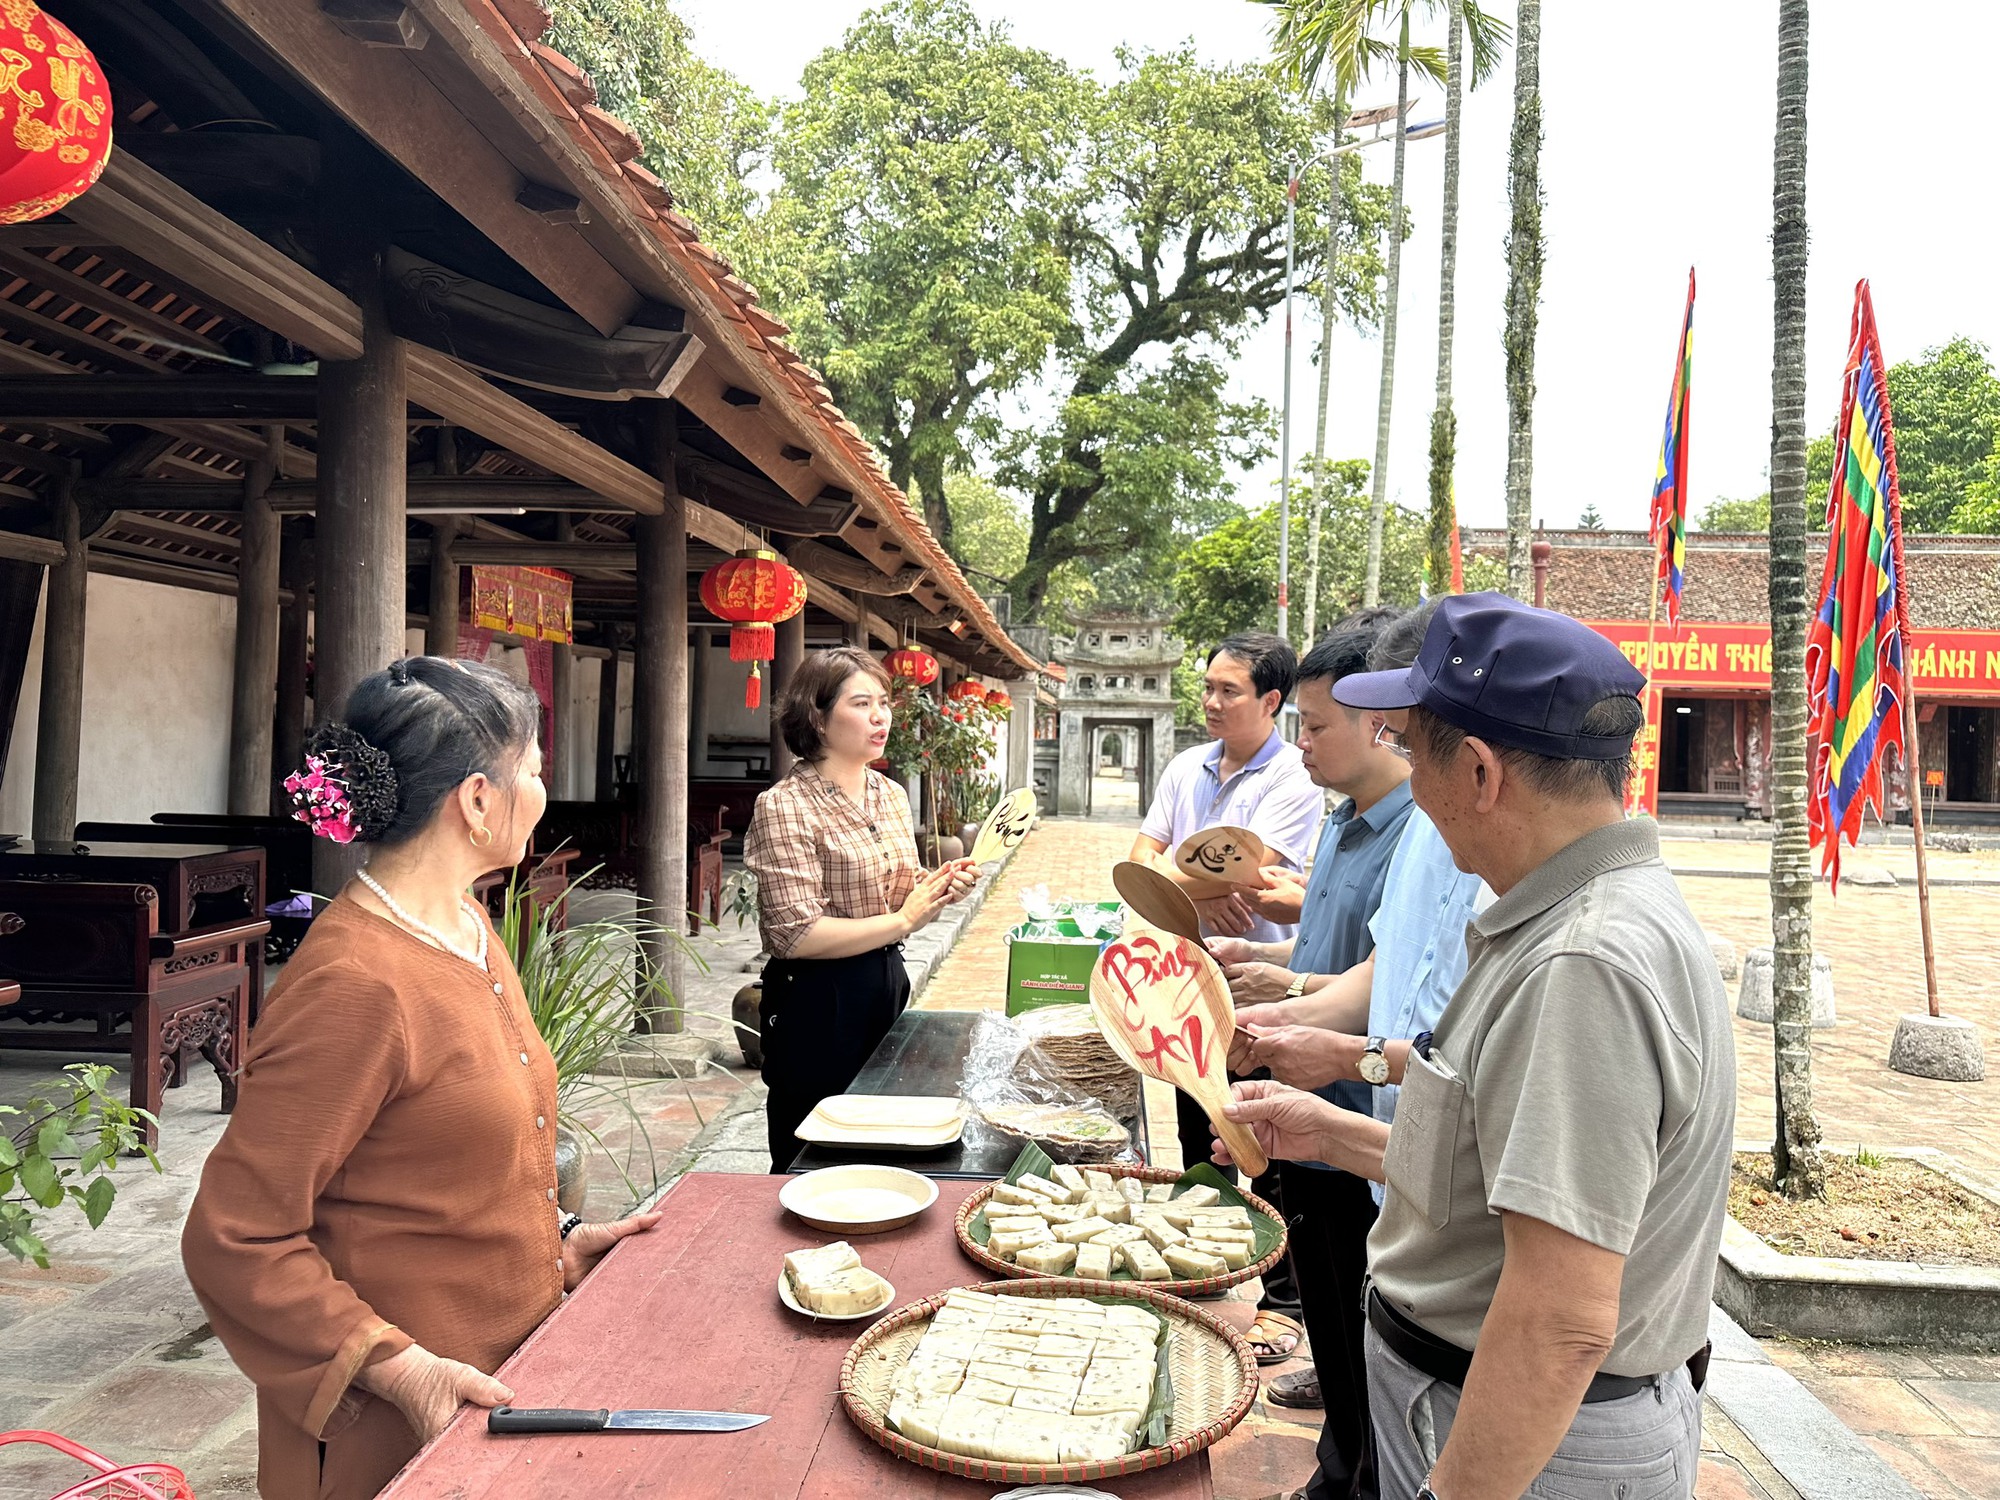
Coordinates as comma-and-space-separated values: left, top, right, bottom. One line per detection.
1587, 620, 2000, 699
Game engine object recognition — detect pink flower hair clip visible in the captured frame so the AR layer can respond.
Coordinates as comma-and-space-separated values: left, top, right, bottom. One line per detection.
284, 754, 361, 844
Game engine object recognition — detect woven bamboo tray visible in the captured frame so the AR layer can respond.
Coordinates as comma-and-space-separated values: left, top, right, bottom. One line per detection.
954, 1163, 1287, 1298
839, 1278, 1258, 1485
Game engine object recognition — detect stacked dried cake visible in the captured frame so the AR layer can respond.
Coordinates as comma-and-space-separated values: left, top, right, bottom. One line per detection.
885, 1287, 1166, 1464
980, 1165, 1261, 1282
783, 1242, 891, 1316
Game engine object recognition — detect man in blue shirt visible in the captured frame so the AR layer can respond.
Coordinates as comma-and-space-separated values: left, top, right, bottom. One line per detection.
1207, 614, 1413, 1489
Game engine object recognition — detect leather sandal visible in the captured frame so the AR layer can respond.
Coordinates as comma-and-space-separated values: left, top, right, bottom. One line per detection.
1245, 1308, 1305, 1365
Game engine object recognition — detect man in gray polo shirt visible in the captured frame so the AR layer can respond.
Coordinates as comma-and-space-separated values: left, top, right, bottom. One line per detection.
1213, 594, 1735, 1500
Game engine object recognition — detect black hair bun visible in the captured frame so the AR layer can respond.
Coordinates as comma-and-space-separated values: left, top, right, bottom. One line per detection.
302, 722, 400, 842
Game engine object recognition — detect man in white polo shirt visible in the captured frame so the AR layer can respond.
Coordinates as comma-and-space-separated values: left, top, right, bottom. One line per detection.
1213, 595, 1735, 1500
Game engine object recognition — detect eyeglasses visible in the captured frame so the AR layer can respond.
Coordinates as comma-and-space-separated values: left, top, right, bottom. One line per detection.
1374, 721, 1412, 760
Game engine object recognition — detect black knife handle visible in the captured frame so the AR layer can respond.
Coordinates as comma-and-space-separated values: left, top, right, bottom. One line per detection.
488, 1407, 611, 1434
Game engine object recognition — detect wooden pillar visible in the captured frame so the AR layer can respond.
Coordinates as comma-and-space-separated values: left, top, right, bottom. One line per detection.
423, 425, 460, 659
769, 606, 805, 777
549, 515, 575, 797
842, 594, 866, 649
595, 636, 621, 800
634, 406, 688, 1030
313, 294, 407, 892
688, 623, 709, 777
272, 533, 310, 813
228, 427, 283, 815
31, 481, 84, 841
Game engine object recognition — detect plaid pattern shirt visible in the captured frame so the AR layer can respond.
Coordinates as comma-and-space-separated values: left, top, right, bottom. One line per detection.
744, 760, 919, 958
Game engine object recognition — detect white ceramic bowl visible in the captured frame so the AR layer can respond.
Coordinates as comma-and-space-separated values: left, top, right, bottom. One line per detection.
779, 1164, 939, 1234
776, 1265, 895, 1322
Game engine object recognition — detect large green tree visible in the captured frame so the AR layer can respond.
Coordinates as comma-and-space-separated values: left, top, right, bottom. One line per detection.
743, 0, 1080, 546
547, 0, 767, 239
1000, 49, 1392, 622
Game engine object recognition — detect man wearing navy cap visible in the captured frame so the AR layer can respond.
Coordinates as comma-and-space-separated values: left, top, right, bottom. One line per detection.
1213, 594, 1735, 1500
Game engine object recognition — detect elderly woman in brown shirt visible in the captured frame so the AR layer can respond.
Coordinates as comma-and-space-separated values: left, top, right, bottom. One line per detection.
745, 646, 977, 1168
182, 658, 657, 1499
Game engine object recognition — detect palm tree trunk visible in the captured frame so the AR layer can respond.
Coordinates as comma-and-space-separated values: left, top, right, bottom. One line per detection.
1502, 0, 1542, 600
1768, 0, 1824, 1200
1303, 96, 1350, 645
1426, 1, 1464, 594
1361, 12, 1411, 609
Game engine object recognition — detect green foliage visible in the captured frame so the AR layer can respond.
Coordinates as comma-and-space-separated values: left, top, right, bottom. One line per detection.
931, 472, 1094, 625
743, 0, 1079, 543
1576, 502, 1605, 530
545, 0, 768, 238
1, 1064, 159, 1266
1172, 460, 1426, 654
1855, 1145, 1886, 1170
881, 679, 1005, 833
1698, 494, 1771, 532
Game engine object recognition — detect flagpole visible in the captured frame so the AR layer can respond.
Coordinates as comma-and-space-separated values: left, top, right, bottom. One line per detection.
1630, 562, 1665, 818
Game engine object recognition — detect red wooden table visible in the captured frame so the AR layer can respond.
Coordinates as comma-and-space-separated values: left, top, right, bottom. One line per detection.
382, 1173, 1216, 1499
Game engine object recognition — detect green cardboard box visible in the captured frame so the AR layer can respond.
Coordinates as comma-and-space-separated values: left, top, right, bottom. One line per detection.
1004, 903, 1122, 1016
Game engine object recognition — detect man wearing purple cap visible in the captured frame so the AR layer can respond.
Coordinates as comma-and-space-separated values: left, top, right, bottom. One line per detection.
1213, 594, 1735, 1500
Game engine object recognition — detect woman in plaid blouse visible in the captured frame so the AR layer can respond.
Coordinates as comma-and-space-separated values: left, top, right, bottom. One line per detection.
744, 647, 977, 1167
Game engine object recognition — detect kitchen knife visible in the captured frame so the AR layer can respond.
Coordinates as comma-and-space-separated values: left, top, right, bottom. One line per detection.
488, 1406, 770, 1435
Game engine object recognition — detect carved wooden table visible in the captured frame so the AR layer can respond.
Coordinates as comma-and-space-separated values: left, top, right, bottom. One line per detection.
381, 1173, 1213, 1500
0, 840, 265, 933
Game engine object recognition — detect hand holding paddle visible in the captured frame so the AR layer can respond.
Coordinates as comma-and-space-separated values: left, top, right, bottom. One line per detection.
1088, 924, 1269, 1178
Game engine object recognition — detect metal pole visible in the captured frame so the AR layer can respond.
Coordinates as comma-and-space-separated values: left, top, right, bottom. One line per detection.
1278, 164, 1298, 644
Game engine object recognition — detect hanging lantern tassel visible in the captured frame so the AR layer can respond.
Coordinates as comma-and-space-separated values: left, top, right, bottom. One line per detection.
745, 660, 762, 709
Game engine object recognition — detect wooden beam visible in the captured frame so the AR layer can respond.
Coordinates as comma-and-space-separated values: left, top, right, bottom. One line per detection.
516, 181, 588, 225
198, 0, 638, 335
111, 512, 240, 553
453, 540, 634, 568
0, 433, 81, 478
0, 376, 320, 422
64, 152, 364, 359
321, 0, 430, 48
0, 530, 64, 566
785, 538, 926, 596
0, 248, 232, 359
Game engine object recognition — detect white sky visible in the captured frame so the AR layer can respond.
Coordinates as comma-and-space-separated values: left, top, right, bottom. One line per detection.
676, 0, 2000, 533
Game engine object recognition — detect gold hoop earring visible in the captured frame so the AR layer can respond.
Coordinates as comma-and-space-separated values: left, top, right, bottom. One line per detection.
469, 825, 495, 849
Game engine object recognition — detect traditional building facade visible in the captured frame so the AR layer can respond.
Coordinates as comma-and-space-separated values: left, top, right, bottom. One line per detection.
1468, 529, 2000, 821
1050, 614, 1183, 816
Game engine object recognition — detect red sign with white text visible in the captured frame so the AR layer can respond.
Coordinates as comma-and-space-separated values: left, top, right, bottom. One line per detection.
1586, 620, 2000, 700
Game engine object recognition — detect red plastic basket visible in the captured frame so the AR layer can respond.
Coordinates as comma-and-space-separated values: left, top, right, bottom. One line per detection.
0, 1431, 195, 1500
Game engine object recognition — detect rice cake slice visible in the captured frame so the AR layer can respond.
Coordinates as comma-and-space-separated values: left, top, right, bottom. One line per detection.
1115, 1176, 1146, 1204
1163, 1245, 1230, 1280
1014, 1241, 1079, 1275
1189, 1236, 1254, 1270
1139, 1219, 1188, 1251
1144, 1182, 1175, 1203
958, 1375, 1017, 1407
1173, 1185, 1222, 1208
984, 1330, 1041, 1353
893, 1358, 966, 1399
1017, 1172, 1076, 1204
1036, 1332, 1096, 1359
1012, 1367, 1083, 1398
937, 1400, 1006, 1460
1119, 1242, 1172, 1281
915, 1329, 985, 1361
990, 1183, 1045, 1207
1009, 1386, 1074, 1414
1037, 1202, 1091, 1224
1088, 1224, 1149, 1247
1050, 1164, 1089, 1195
887, 1396, 947, 1448
1073, 1242, 1115, 1280
1083, 1169, 1116, 1193
1053, 1215, 1118, 1244
990, 1225, 1054, 1258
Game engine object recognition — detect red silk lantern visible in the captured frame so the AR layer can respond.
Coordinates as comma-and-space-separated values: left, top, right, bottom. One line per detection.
0, 3, 112, 225
885, 647, 939, 686
984, 686, 1011, 708
697, 548, 805, 707
947, 680, 987, 703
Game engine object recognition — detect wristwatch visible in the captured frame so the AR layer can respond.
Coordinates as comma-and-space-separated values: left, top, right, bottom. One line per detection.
1417, 1486, 1443, 1500
1284, 971, 1310, 1000
1358, 1035, 1391, 1085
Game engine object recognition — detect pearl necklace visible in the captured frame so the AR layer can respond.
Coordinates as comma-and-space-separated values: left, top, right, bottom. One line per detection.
357, 869, 489, 969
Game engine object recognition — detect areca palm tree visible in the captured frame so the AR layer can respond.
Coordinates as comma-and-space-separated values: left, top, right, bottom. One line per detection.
1260, 1, 1502, 620
1767, 0, 1825, 1200
1502, 0, 1541, 599
1425, 1, 1509, 593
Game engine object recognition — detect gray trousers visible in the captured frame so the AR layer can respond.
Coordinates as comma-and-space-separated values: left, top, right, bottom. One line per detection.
1365, 1326, 1703, 1500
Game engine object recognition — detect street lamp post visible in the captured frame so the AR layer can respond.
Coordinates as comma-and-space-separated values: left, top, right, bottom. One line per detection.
1275, 109, 1446, 645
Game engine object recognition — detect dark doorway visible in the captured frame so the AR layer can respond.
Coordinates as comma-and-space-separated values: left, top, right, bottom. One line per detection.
1946, 706, 1997, 803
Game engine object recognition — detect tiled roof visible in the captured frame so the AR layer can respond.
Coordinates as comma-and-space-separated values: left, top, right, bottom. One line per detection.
461, 0, 1038, 671
1463, 529, 2000, 631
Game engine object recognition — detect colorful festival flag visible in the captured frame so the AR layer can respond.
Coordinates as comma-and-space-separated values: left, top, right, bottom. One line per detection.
1649, 269, 1695, 626
1806, 280, 1909, 892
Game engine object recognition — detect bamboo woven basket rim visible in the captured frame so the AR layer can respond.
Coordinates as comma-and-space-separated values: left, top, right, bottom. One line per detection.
953, 1163, 1288, 1297
839, 1277, 1258, 1485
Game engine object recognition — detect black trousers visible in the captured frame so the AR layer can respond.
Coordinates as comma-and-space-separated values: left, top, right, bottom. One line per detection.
760, 944, 910, 1171
1279, 1162, 1381, 1500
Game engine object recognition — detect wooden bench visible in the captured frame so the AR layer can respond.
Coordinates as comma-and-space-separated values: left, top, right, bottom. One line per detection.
0, 881, 268, 1147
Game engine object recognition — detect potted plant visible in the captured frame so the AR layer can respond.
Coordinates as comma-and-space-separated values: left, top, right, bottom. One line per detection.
883, 682, 1006, 863
497, 869, 695, 1214
2, 1063, 160, 1265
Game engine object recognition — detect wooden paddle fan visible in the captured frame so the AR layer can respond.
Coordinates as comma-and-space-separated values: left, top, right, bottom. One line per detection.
969, 788, 1037, 864
1088, 925, 1269, 1178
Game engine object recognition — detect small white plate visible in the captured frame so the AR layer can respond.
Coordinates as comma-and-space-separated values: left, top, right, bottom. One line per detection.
777, 1266, 895, 1322
779, 1164, 939, 1234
